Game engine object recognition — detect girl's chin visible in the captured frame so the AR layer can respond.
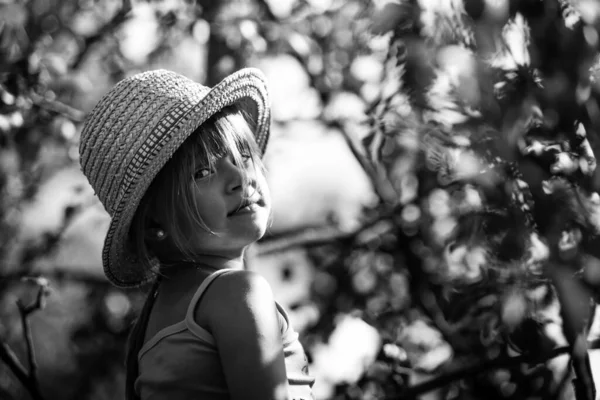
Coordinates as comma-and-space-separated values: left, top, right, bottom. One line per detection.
241, 222, 269, 243
234, 209, 270, 233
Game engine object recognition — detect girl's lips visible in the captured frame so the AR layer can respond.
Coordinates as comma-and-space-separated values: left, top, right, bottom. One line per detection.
229, 203, 258, 216
227, 198, 262, 216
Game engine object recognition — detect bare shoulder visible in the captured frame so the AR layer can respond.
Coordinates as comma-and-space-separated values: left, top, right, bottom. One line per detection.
202, 270, 289, 399
196, 270, 276, 326
215, 269, 273, 298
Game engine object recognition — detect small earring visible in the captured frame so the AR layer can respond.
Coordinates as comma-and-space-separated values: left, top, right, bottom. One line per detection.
155, 229, 166, 240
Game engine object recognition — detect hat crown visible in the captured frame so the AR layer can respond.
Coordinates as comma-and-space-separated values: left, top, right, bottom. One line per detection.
79, 70, 209, 215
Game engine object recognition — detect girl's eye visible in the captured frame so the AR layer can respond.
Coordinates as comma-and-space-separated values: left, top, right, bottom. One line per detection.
194, 167, 214, 180
242, 154, 252, 163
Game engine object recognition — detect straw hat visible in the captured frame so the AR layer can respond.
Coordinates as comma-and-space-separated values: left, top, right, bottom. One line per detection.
79, 68, 270, 288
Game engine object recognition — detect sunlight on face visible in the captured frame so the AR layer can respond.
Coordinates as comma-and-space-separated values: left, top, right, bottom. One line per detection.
183, 153, 272, 257
145, 105, 271, 261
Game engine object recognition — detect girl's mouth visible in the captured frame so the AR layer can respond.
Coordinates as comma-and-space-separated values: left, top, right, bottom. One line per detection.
228, 198, 261, 216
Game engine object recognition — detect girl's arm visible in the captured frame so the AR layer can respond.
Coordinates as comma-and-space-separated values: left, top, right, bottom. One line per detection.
201, 270, 289, 400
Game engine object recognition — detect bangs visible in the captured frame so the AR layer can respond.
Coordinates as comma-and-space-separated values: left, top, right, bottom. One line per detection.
188, 106, 262, 169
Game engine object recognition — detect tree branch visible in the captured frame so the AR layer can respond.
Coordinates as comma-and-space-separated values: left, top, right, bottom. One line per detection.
257, 226, 352, 255
396, 339, 600, 399
29, 92, 86, 122
336, 123, 399, 205
71, 0, 133, 70
0, 340, 30, 393
257, 207, 395, 255
0, 279, 49, 400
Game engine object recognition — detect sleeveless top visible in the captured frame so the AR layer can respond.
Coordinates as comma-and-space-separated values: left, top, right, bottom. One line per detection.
135, 269, 316, 400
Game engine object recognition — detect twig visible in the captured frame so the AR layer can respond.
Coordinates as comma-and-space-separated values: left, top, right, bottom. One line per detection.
258, 226, 352, 255
0, 279, 49, 400
29, 92, 86, 122
258, 209, 394, 255
395, 339, 600, 399
0, 270, 108, 288
0, 341, 30, 393
337, 123, 395, 204
16, 297, 40, 390
71, 0, 133, 69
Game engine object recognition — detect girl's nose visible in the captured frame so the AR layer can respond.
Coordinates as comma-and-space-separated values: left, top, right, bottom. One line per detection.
222, 156, 246, 193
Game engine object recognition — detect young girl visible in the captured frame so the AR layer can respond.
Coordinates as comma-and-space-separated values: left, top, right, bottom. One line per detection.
78, 68, 315, 400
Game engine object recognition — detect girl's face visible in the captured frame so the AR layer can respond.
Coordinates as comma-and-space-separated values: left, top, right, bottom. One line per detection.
143, 107, 271, 263
183, 152, 271, 258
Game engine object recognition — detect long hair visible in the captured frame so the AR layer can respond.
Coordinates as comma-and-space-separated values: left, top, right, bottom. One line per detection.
124, 104, 266, 400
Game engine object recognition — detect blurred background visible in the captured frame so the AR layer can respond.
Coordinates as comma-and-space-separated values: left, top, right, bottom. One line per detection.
4, 0, 600, 399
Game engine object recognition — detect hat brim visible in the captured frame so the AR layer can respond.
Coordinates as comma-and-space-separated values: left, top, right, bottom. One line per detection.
102, 68, 270, 288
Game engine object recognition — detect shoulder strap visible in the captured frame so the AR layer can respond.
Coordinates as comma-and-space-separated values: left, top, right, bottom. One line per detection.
185, 268, 233, 321
138, 320, 187, 360
184, 268, 235, 345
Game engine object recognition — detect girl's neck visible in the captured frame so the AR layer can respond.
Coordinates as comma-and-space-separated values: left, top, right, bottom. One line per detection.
160, 253, 245, 277
190, 254, 245, 271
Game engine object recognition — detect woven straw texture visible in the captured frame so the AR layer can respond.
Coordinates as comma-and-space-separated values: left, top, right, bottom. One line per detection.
79, 68, 270, 287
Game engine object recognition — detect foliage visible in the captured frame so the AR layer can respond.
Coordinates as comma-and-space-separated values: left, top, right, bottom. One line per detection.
4, 0, 600, 399
299, 0, 600, 399
0, 0, 380, 398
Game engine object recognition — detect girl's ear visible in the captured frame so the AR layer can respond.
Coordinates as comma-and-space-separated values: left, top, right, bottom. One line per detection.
147, 193, 169, 230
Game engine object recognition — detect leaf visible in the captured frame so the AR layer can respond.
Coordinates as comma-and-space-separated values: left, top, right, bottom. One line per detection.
501, 290, 527, 330
371, 1, 413, 35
